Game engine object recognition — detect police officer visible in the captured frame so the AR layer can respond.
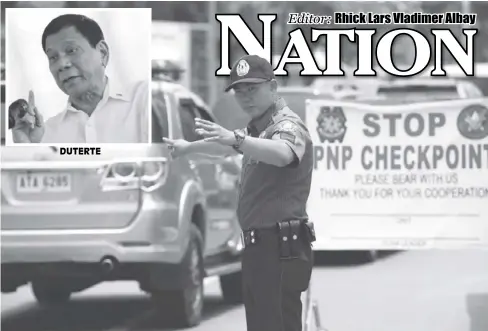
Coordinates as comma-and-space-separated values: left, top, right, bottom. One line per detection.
163, 54, 315, 331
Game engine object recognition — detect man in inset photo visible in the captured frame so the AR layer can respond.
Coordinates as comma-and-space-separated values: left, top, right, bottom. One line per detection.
7, 11, 150, 144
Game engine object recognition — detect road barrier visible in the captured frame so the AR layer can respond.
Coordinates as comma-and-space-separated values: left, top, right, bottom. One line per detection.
302, 283, 328, 331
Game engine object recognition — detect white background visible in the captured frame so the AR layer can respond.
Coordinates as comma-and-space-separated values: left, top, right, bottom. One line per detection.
5, 8, 152, 144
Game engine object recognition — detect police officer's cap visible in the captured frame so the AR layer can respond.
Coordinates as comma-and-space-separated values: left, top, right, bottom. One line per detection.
225, 55, 275, 92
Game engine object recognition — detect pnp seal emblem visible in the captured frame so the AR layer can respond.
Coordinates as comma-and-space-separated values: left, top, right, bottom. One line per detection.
236, 60, 250, 77
279, 121, 298, 133
457, 104, 488, 140
316, 106, 347, 143
278, 120, 298, 144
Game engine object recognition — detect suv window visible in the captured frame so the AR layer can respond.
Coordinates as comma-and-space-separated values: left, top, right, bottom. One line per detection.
195, 106, 215, 123
152, 90, 169, 142
179, 99, 202, 142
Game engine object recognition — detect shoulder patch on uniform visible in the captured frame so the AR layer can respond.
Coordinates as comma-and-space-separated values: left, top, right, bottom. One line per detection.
277, 120, 299, 134
280, 131, 296, 144
274, 119, 300, 144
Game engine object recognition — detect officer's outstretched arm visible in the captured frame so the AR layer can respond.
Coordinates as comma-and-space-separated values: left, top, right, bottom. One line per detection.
239, 136, 297, 167
239, 121, 307, 167
162, 137, 237, 159
187, 140, 238, 157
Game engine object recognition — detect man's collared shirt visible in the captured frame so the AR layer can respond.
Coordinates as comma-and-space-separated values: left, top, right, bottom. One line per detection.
41, 78, 149, 143
235, 98, 314, 231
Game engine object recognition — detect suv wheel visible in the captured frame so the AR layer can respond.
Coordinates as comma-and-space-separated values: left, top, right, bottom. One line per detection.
31, 280, 72, 306
152, 223, 204, 327
220, 271, 243, 304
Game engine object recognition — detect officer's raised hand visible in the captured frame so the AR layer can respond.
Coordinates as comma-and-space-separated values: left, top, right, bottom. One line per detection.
162, 137, 191, 158
11, 91, 45, 143
194, 118, 235, 145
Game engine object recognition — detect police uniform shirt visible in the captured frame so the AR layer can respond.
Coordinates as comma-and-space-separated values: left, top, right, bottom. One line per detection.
235, 97, 314, 231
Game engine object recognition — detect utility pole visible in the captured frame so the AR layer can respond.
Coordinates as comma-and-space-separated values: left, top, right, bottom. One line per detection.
461, 0, 472, 35
461, 0, 471, 24
207, 1, 217, 108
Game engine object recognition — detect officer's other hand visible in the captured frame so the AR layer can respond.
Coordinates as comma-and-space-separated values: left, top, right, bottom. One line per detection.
11, 90, 45, 143
162, 137, 190, 158
195, 118, 235, 146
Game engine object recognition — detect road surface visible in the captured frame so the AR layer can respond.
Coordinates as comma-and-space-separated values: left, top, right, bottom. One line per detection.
2, 250, 487, 331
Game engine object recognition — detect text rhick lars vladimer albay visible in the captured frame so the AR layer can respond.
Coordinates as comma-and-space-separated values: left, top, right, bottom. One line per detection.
289, 12, 476, 26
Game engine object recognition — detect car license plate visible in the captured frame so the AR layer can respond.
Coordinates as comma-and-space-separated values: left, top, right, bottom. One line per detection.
16, 172, 72, 193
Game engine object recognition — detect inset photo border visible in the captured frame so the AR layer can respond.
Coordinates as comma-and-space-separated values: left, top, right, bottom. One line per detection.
5, 7, 152, 145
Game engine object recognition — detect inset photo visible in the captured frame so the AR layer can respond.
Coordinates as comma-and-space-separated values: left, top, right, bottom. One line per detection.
5, 7, 152, 144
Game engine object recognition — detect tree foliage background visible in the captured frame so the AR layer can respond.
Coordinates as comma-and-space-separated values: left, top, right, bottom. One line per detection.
2, 1, 487, 102
2, 1, 486, 64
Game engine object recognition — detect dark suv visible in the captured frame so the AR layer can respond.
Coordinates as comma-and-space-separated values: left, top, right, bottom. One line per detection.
1, 77, 244, 327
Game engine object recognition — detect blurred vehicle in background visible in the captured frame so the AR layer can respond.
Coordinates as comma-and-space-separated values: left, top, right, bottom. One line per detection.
422, 62, 488, 96
1, 64, 243, 328
1, 63, 5, 145
311, 77, 381, 101
373, 78, 483, 102
152, 59, 185, 83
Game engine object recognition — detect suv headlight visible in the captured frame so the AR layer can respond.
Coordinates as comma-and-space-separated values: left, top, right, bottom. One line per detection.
99, 157, 169, 192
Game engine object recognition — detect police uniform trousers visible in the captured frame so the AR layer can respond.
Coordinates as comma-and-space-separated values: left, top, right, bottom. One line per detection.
241, 224, 314, 331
